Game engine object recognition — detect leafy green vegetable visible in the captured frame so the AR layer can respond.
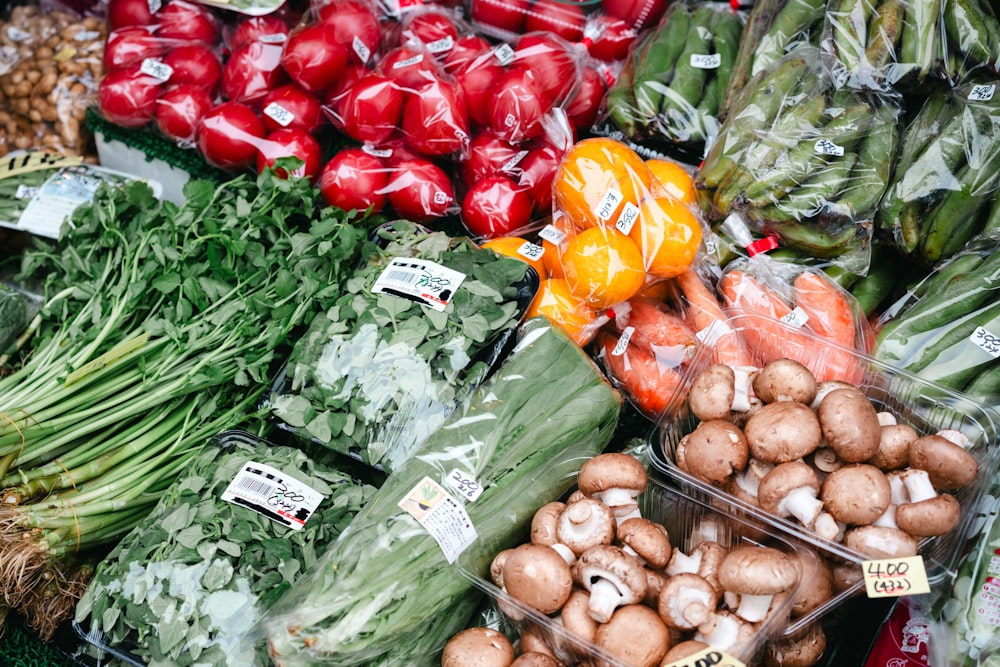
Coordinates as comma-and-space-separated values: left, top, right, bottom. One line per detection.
268, 221, 535, 472
263, 316, 622, 666
74, 431, 378, 667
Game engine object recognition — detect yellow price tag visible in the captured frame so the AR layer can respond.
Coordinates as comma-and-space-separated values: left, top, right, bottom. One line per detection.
863, 555, 931, 598
661, 647, 746, 667
64, 333, 149, 387
54, 47, 77, 61
0, 152, 82, 180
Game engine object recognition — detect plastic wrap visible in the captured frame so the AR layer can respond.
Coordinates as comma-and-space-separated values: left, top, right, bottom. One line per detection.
875, 79, 1000, 265
261, 316, 622, 666
267, 222, 538, 472
70, 430, 378, 667
467, 0, 601, 42
604, 1, 746, 154
696, 47, 901, 273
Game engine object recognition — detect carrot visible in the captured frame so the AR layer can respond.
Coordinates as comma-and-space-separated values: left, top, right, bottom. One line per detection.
718, 270, 793, 319
675, 269, 754, 368
598, 331, 682, 419
615, 297, 700, 367
792, 272, 857, 349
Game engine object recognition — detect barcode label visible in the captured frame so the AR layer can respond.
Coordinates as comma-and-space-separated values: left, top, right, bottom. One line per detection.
236, 476, 276, 498
371, 257, 467, 312
222, 462, 324, 531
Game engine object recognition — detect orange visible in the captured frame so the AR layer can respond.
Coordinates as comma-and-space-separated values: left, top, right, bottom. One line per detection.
646, 158, 697, 205
525, 278, 598, 346
539, 213, 576, 279
480, 236, 546, 278
560, 226, 647, 310
552, 137, 655, 230
628, 196, 703, 280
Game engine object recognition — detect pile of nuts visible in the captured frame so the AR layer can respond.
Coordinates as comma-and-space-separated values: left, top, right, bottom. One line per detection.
674, 358, 980, 559
0, 5, 105, 156
441, 452, 831, 667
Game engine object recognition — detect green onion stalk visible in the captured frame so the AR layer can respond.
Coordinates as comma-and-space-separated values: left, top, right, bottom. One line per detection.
0, 164, 375, 625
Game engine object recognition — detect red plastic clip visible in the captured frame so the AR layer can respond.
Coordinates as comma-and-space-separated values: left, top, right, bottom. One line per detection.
745, 235, 779, 257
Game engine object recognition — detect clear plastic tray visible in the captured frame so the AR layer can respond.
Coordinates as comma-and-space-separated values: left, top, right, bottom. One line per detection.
649, 311, 1000, 585
457, 473, 809, 666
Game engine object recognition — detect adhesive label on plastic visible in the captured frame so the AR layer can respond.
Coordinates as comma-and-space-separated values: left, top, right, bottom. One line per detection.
140, 58, 173, 82
690, 53, 722, 69
696, 319, 733, 345
74, 30, 102, 42
661, 647, 745, 667
970, 84, 996, 101
352, 35, 372, 64
362, 145, 393, 158
17, 166, 108, 238
6, 26, 30, 41
814, 138, 845, 156
426, 36, 454, 54
595, 189, 624, 222
516, 241, 544, 263
14, 184, 37, 199
614, 201, 640, 235
222, 462, 324, 530
780, 306, 809, 328
492, 43, 515, 66
971, 326, 1000, 358
863, 556, 930, 598
445, 469, 484, 502
398, 476, 478, 563
258, 33, 288, 44
538, 224, 567, 245
147, 0, 162, 14
371, 257, 466, 311
612, 327, 634, 356
263, 102, 295, 127
393, 53, 424, 69
501, 150, 529, 174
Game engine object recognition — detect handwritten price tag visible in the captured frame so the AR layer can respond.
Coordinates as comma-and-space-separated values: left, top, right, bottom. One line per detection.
780, 306, 809, 328
661, 646, 745, 667
615, 201, 640, 235
971, 326, 1000, 358
690, 53, 722, 69
969, 84, 996, 101
516, 241, 544, 262
595, 189, 624, 222
140, 58, 173, 82
263, 102, 295, 127
538, 224, 567, 245
863, 556, 930, 598
814, 138, 845, 156
445, 469, 483, 502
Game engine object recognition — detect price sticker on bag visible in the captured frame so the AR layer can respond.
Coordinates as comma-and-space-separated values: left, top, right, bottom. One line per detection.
140, 58, 173, 82
372, 257, 466, 311
661, 647, 745, 667
863, 556, 930, 598
615, 201, 640, 235
493, 43, 515, 66
780, 306, 810, 328
399, 477, 478, 563
516, 240, 544, 263
690, 53, 722, 69
971, 326, 1000, 358
538, 223, 567, 246
612, 327, 634, 356
501, 150, 529, 174
352, 35, 372, 64
222, 462, 324, 530
445, 469, 484, 502
426, 36, 454, 54
595, 189, 624, 222
970, 84, 996, 101
814, 138, 845, 156
263, 102, 295, 127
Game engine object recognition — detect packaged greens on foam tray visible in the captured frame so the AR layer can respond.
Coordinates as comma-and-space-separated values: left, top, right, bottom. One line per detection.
267, 221, 538, 473
72, 430, 378, 667
261, 316, 623, 667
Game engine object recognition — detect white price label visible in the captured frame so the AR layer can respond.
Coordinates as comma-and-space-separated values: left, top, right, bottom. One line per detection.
695, 319, 733, 345
612, 327, 634, 356
426, 36, 455, 53
971, 326, 1000, 358
780, 306, 810, 328
393, 53, 424, 69
516, 241, 544, 262
147, 0, 161, 13
493, 43, 515, 66
399, 477, 478, 563
73, 30, 102, 42
595, 189, 624, 221
814, 138, 845, 156
14, 184, 37, 200
222, 462, 324, 530
371, 257, 467, 311
501, 150, 529, 174
615, 201, 640, 235
538, 223, 567, 245
690, 53, 722, 69
140, 58, 173, 82
445, 469, 484, 502
263, 102, 295, 127
352, 35, 372, 64
259, 32, 288, 44
6, 26, 30, 41
362, 144, 393, 158
970, 84, 996, 101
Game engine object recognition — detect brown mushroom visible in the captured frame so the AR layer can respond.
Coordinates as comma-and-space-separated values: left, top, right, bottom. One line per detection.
894, 468, 962, 537
688, 363, 738, 421
908, 433, 979, 490
788, 549, 834, 619
871, 423, 918, 471
810, 447, 843, 474
558, 588, 598, 645
518, 624, 558, 659
764, 622, 827, 667
502, 543, 574, 615
531, 502, 567, 547
511, 653, 564, 667
831, 561, 863, 593
617, 517, 672, 569
556, 497, 616, 556
442, 627, 516, 667
820, 464, 891, 527
810, 380, 860, 408
645, 568, 669, 607
657, 572, 720, 631
843, 525, 919, 559
743, 401, 823, 463
752, 358, 818, 405
594, 604, 672, 667
675, 419, 749, 486
718, 545, 799, 623
665, 540, 727, 595
659, 640, 712, 666
694, 609, 756, 653
758, 461, 825, 529
574, 544, 649, 623
578, 453, 648, 522
817, 387, 882, 463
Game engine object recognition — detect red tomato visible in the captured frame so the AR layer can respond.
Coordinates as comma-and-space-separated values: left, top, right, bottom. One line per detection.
197, 101, 265, 172
453, 52, 505, 128
563, 64, 607, 132
584, 14, 637, 62
322, 62, 370, 106
319, 148, 389, 213
107, 0, 154, 30
379, 45, 442, 91
229, 15, 290, 53
488, 66, 549, 144
256, 128, 323, 181
461, 174, 534, 238
601, 0, 668, 30
98, 65, 164, 128
260, 84, 323, 134
516, 140, 564, 213
442, 34, 492, 73
524, 0, 586, 42
469, 0, 529, 34
222, 41, 287, 105
512, 32, 578, 105
155, 0, 221, 44
318, 0, 381, 66
155, 83, 213, 142
405, 11, 460, 57
161, 43, 222, 95
385, 158, 456, 222
334, 73, 403, 145
281, 21, 348, 93
104, 27, 164, 71
402, 78, 470, 158
459, 131, 522, 187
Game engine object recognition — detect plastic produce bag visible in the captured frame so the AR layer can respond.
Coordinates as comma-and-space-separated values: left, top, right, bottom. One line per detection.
267, 221, 538, 472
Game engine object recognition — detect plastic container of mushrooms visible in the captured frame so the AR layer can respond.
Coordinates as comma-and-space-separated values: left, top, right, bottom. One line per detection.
454, 451, 810, 667
649, 311, 1000, 596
